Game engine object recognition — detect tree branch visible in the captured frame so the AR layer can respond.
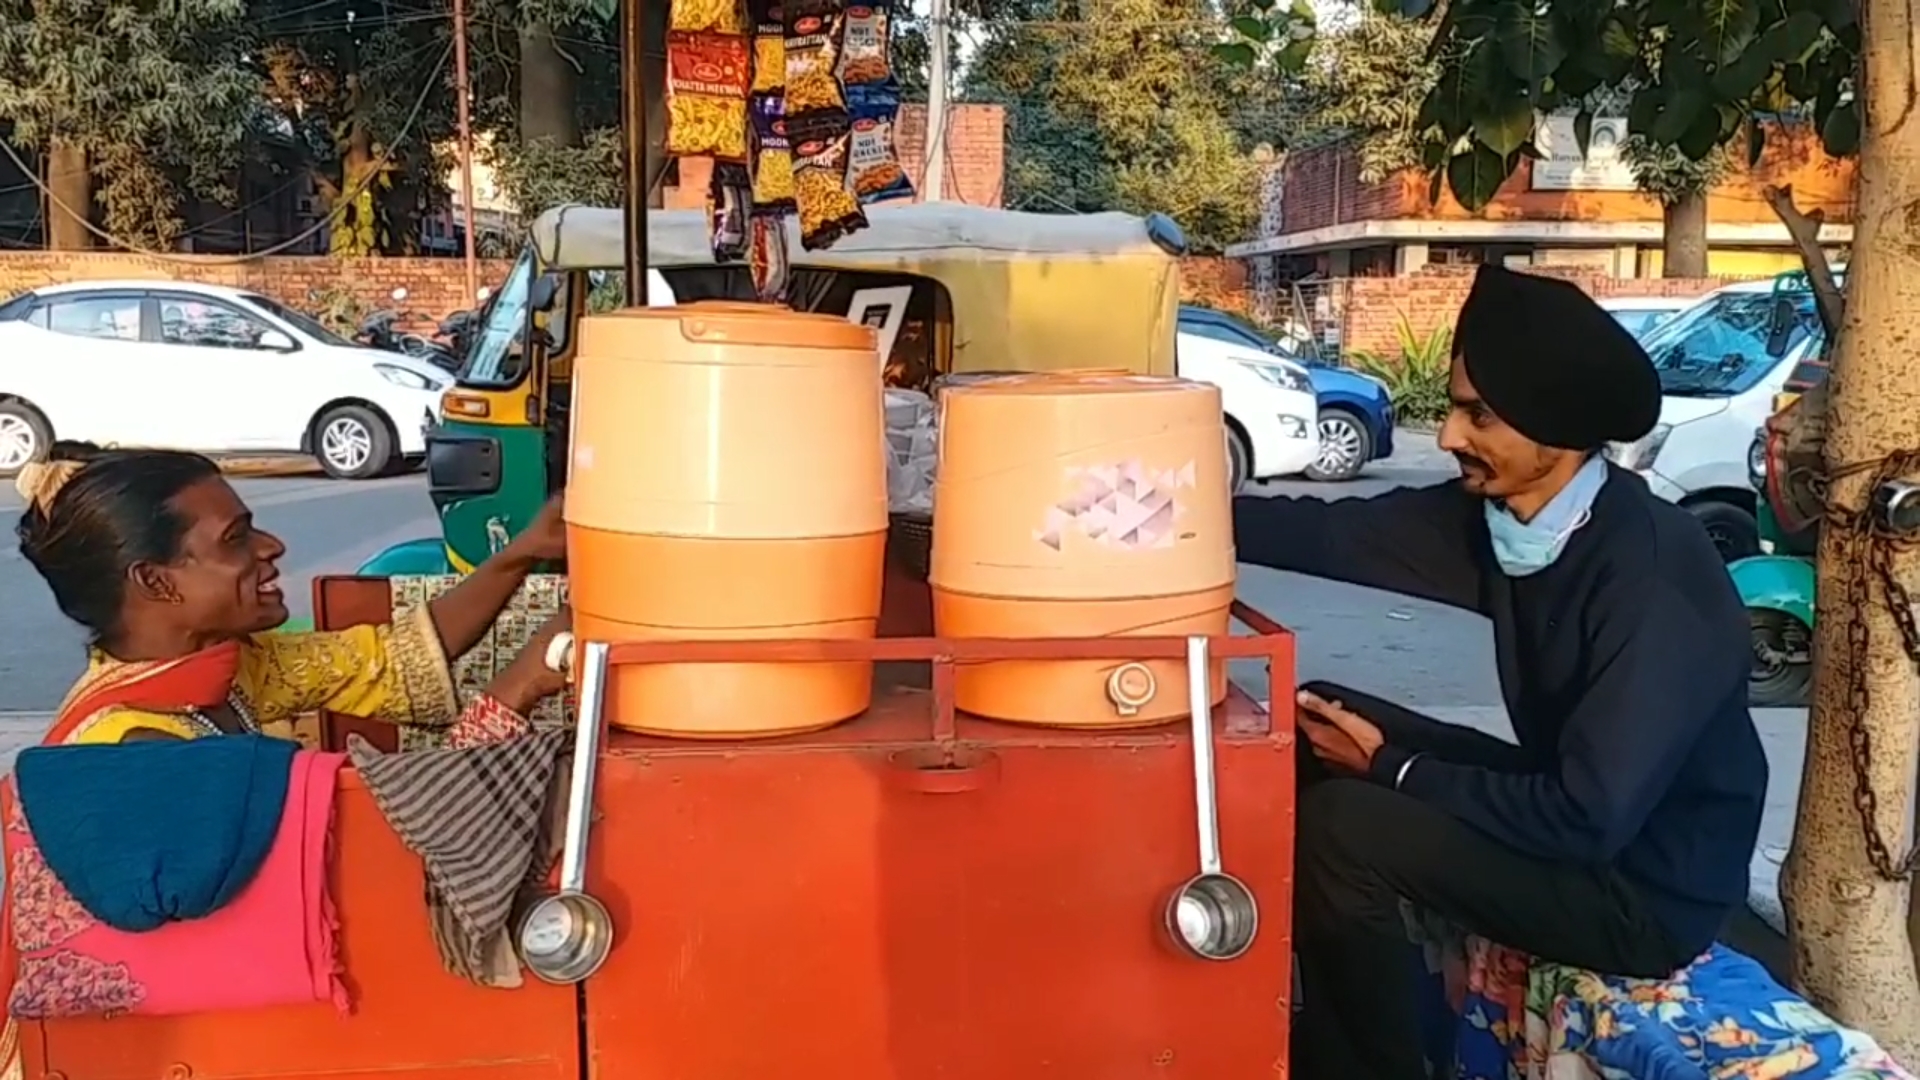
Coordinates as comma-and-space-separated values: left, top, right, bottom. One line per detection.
1765, 183, 1846, 339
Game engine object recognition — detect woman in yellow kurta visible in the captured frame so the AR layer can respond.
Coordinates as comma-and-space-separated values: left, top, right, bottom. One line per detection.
13, 441, 568, 746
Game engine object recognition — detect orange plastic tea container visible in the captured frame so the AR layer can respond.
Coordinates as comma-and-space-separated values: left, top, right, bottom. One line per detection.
930, 373, 1236, 727
565, 302, 888, 738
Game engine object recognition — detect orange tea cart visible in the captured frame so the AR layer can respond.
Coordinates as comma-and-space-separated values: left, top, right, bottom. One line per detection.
17, 573, 1300, 1080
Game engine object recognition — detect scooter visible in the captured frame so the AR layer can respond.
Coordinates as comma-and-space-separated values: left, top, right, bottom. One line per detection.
1729, 419, 1816, 708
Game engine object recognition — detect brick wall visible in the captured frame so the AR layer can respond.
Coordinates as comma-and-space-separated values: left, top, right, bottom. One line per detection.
1179, 256, 1248, 310
6, 237, 1217, 338
1337, 268, 1747, 357
1279, 122, 1855, 236
667, 103, 1008, 210
0, 252, 513, 332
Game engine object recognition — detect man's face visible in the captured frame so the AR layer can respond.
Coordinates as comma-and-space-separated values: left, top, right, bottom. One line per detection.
1436, 354, 1571, 500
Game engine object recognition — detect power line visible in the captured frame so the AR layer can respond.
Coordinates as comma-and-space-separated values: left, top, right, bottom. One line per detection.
0, 37, 453, 263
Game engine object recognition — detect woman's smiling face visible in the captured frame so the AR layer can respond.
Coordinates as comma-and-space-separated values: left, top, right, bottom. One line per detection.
136, 477, 291, 638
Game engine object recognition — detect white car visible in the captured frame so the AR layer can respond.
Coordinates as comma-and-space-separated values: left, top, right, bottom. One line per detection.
1598, 296, 1694, 339
0, 281, 452, 479
1175, 330, 1320, 491
1605, 279, 1825, 560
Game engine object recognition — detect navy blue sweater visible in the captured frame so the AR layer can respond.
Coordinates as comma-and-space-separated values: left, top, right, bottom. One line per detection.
1234, 465, 1767, 952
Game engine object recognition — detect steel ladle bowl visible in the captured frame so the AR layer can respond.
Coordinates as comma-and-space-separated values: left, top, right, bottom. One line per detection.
1167, 871, 1259, 961
518, 890, 614, 984
1161, 634, 1261, 962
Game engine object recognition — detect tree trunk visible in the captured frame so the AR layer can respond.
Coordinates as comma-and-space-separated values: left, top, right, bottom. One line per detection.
44, 138, 92, 251
1777, 3, 1920, 1060
518, 22, 580, 147
1661, 191, 1709, 277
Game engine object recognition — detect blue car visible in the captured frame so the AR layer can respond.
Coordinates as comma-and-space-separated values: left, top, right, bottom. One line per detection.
1176, 305, 1395, 481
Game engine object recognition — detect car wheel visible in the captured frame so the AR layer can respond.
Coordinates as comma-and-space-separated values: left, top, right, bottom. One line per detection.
1749, 609, 1812, 707
1227, 428, 1252, 494
0, 401, 52, 479
1688, 500, 1760, 563
1304, 408, 1373, 483
315, 405, 394, 480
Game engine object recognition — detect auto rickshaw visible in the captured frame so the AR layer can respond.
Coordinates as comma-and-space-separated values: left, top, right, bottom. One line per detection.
360, 202, 1192, 577
1728, 270, 1832, 706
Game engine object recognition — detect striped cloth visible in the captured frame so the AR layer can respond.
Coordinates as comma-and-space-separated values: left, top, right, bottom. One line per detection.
348, 728, 571, 987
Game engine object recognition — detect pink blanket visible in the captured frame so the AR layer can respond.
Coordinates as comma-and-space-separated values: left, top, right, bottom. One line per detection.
5, 748, 350, 1019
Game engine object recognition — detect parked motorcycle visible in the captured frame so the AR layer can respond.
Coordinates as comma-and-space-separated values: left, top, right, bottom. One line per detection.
355, 288, 461, 373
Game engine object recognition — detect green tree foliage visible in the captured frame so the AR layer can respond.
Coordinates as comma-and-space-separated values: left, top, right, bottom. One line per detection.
1226, 0, 1856, 212
1291, 13, 1440, 183
255, 0, 459, 254
0, 0, 258, 247
964, 0, 1310, 250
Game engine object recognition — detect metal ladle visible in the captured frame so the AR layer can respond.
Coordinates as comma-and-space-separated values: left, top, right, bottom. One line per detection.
518, 639, 617, 984
1164, 635, 1259, 961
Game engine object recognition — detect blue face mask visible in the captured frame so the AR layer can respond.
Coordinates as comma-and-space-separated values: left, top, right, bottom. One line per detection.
1483, 455, 1608, 577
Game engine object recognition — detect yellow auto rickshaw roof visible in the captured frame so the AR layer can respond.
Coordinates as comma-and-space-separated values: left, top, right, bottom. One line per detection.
530, 203, 1181, 271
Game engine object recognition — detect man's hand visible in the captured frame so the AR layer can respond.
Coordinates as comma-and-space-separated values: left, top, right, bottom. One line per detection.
1296, 689, 1385, 774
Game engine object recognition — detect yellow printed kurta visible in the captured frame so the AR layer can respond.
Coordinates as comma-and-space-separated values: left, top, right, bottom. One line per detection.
59, 606, 460, 746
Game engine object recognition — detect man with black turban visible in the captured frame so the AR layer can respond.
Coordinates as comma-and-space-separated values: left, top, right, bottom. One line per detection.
1234, 265, 1766, 1080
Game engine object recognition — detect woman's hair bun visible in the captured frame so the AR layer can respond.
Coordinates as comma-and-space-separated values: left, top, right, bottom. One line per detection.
14, 443, 221, 642
14, 441, 110, 515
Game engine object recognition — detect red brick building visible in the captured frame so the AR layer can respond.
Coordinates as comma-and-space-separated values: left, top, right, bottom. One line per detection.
1228, 118, 1854, 280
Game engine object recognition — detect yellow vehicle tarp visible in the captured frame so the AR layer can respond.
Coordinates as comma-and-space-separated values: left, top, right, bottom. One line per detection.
528, 204, 1182, 377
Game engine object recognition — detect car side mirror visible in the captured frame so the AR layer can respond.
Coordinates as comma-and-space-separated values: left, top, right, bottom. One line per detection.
259, 329, 296, 352
529, 274, 561, 314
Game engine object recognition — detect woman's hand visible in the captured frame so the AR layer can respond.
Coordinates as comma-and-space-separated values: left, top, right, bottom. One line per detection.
504, 494, 567, 566
429, 495, 567, 661
485, 609, 573, 715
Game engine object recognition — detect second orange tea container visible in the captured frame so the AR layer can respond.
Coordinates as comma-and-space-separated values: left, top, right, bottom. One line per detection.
930, 373, 1236, 727
565, 302, 888, 738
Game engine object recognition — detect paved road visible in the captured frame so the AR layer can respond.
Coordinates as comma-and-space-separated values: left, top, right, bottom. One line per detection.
0, 434, 1804, 928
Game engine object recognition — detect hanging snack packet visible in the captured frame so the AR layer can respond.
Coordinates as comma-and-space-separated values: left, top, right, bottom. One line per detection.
749, 211, 792, 302
666, 30, 751, 161
847, 83, 913, 203
672, 0, 746, 35
707, 162, 753, 262
749, 0, 785, 92
783, 0, 847, 115
789, 110, 867, 250
837, 0, 891, 87
749, 92, 797, 210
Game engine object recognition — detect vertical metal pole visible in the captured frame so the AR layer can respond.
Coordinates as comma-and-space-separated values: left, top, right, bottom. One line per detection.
922, 0, 949, 202
451, 0, 480, 302
621, 0, 650, 306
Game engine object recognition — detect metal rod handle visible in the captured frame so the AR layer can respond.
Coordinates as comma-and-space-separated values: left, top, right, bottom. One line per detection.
1186, 635, 1222, 876
559, 641, 612, 894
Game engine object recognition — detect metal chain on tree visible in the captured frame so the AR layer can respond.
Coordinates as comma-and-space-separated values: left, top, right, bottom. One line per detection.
1824, 447, 1920, 880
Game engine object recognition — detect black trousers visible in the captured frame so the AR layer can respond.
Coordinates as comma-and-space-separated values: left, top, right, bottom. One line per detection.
1289, 681, 1697, 1080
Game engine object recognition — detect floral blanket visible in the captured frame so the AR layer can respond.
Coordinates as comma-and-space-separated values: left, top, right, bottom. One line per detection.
1408, 915, 1916, 1080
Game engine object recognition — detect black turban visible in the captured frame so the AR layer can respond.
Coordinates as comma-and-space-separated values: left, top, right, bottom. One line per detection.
1453, 265, 1661, 450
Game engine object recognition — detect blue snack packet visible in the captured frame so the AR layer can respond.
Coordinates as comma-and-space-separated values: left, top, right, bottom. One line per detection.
847, 82, 913, 204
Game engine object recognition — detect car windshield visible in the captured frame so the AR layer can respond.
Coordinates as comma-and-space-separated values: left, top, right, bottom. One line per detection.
1179, 309, 1301, 360
1636, 291, 1818, 398
1609, 309, 1674, 338
459, 252, 535, 389
242, 293, 358, 349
